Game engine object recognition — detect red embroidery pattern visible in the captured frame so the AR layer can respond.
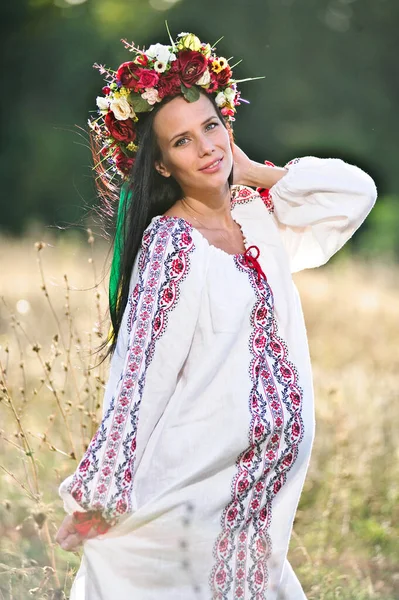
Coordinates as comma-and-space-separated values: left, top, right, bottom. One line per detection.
67, 219, 195, 521
209, 250, 304, 599
256, 159, 276, 214
231, 185, 259, 210
285, 157, 301, 168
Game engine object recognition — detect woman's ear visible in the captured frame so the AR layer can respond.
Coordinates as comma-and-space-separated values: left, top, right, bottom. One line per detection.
155, 160, 171, 178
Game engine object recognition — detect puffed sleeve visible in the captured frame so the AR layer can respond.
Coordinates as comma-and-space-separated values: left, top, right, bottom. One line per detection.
260, 156, 377, 273
58, 217, 209, 525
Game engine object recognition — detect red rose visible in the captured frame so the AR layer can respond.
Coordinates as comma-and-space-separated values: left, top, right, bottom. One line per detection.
213, 65, 232, 87
136, 68, 159, 89
173, 50, 207, 88
116, 61, 140, 89
104, 112, 136, 143
115, 151, 135, 176
157, 71, 181, 99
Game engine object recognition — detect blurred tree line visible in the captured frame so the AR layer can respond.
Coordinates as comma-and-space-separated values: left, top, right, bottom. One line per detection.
1, 0, 398, 259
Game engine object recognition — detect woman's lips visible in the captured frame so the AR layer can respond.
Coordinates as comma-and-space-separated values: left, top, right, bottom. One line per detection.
199, 156, 223, 173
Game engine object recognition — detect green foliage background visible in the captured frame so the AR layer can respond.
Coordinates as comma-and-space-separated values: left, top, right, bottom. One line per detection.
1, 0, 398, 257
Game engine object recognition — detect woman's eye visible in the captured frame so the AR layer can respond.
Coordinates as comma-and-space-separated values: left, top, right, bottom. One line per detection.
174, 123, 218, 147
175, 137, 188, 147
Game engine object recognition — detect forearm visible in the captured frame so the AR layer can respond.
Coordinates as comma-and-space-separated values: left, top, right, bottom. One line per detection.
244, 161, 288, 189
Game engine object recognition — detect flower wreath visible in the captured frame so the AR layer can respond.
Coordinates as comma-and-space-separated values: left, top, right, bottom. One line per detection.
89, 27, 262, 183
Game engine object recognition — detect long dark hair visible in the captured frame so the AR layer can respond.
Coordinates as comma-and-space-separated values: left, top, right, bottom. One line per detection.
93, 90, 234, 363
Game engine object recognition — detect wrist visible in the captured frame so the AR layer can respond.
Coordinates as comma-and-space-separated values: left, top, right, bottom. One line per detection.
245, 160, 288, 189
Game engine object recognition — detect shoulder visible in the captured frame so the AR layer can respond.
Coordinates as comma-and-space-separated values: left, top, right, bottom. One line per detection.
140, 215, 209, 266
142, 215, 194, 249
231, 184, 274, 214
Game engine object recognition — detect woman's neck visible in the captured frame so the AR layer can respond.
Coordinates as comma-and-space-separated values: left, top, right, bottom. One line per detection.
178, 185, 235, 228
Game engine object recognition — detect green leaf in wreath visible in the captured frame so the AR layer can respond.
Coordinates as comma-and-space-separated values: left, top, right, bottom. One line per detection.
180, 83, 200, 103
128, 93, 152, 113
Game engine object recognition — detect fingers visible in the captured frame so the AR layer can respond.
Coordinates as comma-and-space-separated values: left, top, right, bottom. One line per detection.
55, 515, 84, 552
55, 516, 101, 552
59, 531, 83, 552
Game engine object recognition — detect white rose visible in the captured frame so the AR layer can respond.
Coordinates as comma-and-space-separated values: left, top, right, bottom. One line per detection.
215, 92, 227, 107
196, 69, 211, 86
96, 96, 110, 113
145, 43, 164, 59
145, 43, 175, 65
109, 96, 135, 120
224, 87, 236, 102
141, 88, 161, 106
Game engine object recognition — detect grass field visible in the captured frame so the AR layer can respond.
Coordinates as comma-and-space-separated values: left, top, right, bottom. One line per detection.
0, 231, 398, 599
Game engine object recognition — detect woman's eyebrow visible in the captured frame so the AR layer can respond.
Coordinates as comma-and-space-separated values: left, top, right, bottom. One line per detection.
169, 116, 216, 143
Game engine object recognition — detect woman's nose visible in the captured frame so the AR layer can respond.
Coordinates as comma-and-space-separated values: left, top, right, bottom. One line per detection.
197, 134, 214, 156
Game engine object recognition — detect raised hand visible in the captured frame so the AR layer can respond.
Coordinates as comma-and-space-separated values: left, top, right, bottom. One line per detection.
231, 143, 254, 186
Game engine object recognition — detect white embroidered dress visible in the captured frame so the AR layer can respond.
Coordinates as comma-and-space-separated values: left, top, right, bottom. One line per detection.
59, 156, 377, 600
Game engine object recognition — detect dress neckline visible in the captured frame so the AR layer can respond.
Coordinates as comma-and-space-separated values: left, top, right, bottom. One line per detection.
151, 214, 248, 258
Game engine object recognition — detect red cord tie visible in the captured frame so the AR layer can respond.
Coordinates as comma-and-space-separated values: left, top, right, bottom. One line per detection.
243, 245, 266, 284
73, 510, 111, 536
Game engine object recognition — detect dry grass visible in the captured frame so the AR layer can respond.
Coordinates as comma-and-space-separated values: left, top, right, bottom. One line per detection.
0, 232, 398, 599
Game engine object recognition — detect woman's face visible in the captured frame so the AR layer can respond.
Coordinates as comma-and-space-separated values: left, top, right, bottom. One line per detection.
153, 93, 233, 195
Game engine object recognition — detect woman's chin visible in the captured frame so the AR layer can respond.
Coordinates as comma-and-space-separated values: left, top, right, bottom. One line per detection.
197, 168, 232, 189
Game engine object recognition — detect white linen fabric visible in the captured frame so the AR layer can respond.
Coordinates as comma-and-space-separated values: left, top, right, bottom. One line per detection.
59, 156, 377, 599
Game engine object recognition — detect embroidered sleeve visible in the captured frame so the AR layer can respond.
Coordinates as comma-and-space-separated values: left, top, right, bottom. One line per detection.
256, 160, 277, 214
58, 218, 208, 526
267, 156, 377, 273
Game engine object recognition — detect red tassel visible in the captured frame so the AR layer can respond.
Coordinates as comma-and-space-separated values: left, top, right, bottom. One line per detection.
256, 159, 276, 213
243, 246, 266, 284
